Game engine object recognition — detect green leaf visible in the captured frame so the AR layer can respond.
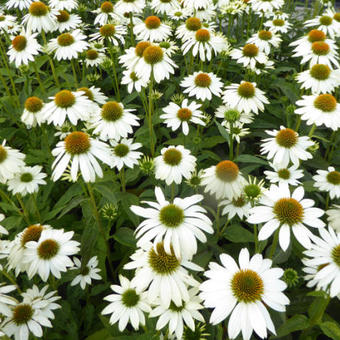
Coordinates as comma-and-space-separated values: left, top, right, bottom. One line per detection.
235, 154, 268, 165
275, 314, 310, 337
86, 328, 114, 340
215, 120, 229, 141
319, 321, 340, 340
224, 224, 254, 243
113, 227, 136, 248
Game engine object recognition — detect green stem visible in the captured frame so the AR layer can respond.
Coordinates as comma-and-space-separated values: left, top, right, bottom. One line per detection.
129, 12, 135, 45
71, 59, 79, 88
325, 193, 329, 210
32, 193, 41, 223
0, 64, 11, 97
16, 194, 30, 224
0, 269, 22, 293
218, 219, 229, 238
120, 167, 126, 192
148, 73, 154, 156
269, 228, 279, 259
216, 206, 221, 235
171, 182, 175, 202
229, 122, 234, 160
108, 47, 120, 101
308, 123, 316, 138
294, 116, 301, 132
32, 61, 46, 96
254, 224, 259, 253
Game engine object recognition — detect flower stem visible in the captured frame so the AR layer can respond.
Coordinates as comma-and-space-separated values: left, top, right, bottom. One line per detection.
308, 123, 316, 138
229, 122, 234, 160
254, 224, 259, 253
16, 194, 30, 225
32, 61, 46, 96
71, 59, 79, 88
0, 269, 22, 293
148, 73, 155, 156
269, 228, 279, 259
120, 167, 126, 192
32, 193, 41, 223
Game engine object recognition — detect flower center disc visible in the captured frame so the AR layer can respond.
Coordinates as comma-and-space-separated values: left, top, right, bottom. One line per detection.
163, 148, 182, 166
177, 108, 192, 121
12, 35, 27, 52
122, 289, 140, 307
232, 196, 246, 207
273, 19, 284, 26
101, 101, 123, 121
86, 49, 99, 60
29, 1, 48, 16
159, 204, 184, 228
327, 171, 340, 185
331, 244, 340, 267
195, 28, 210, 42
20, 172, 33, 183
0, 145, 7, 163
319, 15, 332, 25
57, 33, 74, 47
114, 143, 129, 157
310, 64, 331, 80
244, 184, 261, 199
243, 43, 259, 57
100, 24, 116, 37
238, 82, 255, 98
258, 30, 272, 40
101, 1, 114, 12
21, 225, 43, 246
25, 96, 43, 113
308, 29, 326, 42
334, 13, 340, 22
57, 10, 70, 22
13, 304, 34, 325
311, 41, 330, 55
38, 239, 60, 259
135, 41, 151, 57
231, 269, 264, 303
275, 128, 297, 148
143, 45, 163, 64
273, 197, 303, 226
185, 17, 202, 31
215, 160, 239, 182
0, 16, 5, 21
65, 131, 91, 155
194, 73, 211, 88
314, 94, 337, 112
278, 168, 290, 179
77, 87, 94, 101
54, 90, 76, 108
145, 16, 161, 29
148, 242, 180, 274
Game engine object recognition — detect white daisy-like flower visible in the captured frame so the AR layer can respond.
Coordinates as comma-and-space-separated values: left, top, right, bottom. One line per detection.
296, 64, 340, 94
134, 16, 171, 42
313, 166, 340, 199
115, 0, 145, 15
150, 287, 205, 339
223, 121, 251, 143
201, 160, 246, 200
92, 1, 122, 25
42, 89, 95, 126
119, 41, 152, 70
0, 140, 25, 184
158, 40, 179, 57
48, 30, 89, 60
90, 23, 126, 45
264, 18, 291, 34
193, 3, 217, 21
326, 205, 340, 232
182, 28, 226, 62
250, 0, 284, 13
7, 31, 41, 67
180, 71, 223, 101
6, 0, 32, 10
84, 47, 106, 67
124, 242, 202, 308
220, 195, 251, 220
0, 284, 16, 316
302, 227, 340, 297
230, 43, 268, 70
0, 13, 17, 32
51, 131, 114, 182
0, 214, 8, 236
90, 101, 140, 141
248, 183, 325, 251
169, 8, 190, 21
154, 145, 196, 185
305, 14, 339, 39
151, 0, 180, 14
260, 126, 314, 167
200, 248, 289, 340
23, 1, 58, 33
7, 165, 47, 196
182, 0, 211, 10
102, 275, 151, 331
49, 0, 78, 10
55, 10, 81, 32
23, 228, 80, 281
121, 69, 148, 93
71, 256, 101, 289
176, 17, 205, 41
131, 186, 213, 259
215, 105, 254, 124
295, 93, 340, 130
264, 163, 304, 186
247, 30, 281, 54
134, 44, 177, 83
110, 138, 142, 170
77, 86, 108, 105
160, 99, 205, 135
21, 96, 45, 128
223, 81, 269, 114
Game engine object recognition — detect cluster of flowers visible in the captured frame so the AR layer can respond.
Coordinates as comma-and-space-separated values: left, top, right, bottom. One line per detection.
0, 0, 339, 339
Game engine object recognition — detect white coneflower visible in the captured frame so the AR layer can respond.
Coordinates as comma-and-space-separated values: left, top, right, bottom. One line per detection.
151, 0, 180, 14
90, 23, 126, 46
326, 205, 340, 232
264, 18, 291, 34
248, 183, 325, 250
115, 0, 145, 15
84, 46, 106, 67
0, 214, 8, 236
169, 8, 190, 21
21, 96, 44, 128
260, 126, 314, 167
305, 14, 339, 39
92, 1, 121, 25
250, 0, 284, 13
121, 69, 149, 93
295, 93, 340, 130
176, 16, 204, 41
71, 256, 101, 289
201, 160, 246, 200
6, 0, 32, 10
55, 9, 81, 32
264, 163, 304, 186
134, 16, 171, 42
220, 195, 251, 220
194, 3, 217, 21
182, 0, 211, 10
0, 13, 17, 32
7, 31, 41, 67
119, 41, 152, 70
0, 283, 16, 316
247, 30, 281, 54
180, 71, 223, 101
49, 0, 78, 10
230, 43, 268, 70
90, 101, 140, 141
154, 145, 196, 185
77, 86, 108, 105
160, 99, 205, 135
51, 131, 114, 182
223, 81, 269, 114
313, 167, 340, 199
102, 275, 151, 331
110, 138, 142, 170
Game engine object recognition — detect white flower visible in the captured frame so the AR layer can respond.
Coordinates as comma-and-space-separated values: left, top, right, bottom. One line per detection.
51, 131, 114, 182
264, 163, 304, 186
160, 99, 205, 135
223, 81, 268, 114
313, 166, 340, 199
77, 86, 108, 105
124, 242, 202, 308
121, 69, 148, 93
250, 0, 284, 13
248, 183, 325, 251
295, 93, 340, 130
23, 228, 80, 281
201, 160, 246, 200
6, 0, 32, 10
134, 16, 171, 42
0, 214, 8, 236
200, 248, 289, 340
151, 0, 180, 14
260, 126, 314, 167
7, 31, 41, 67
182, 0, 211, 10
47, 30, 89, 60
102, 275, 151, 331
131, 187, 213, 260
264, 18, 291, 34
110, 138, 142, 170
71, 256, 101, 289
302, 227, 340, 297
21, 96, 45, 128
180, 71, 223, 101
326, 205, 340, 232
220, 195, 251, 220
115, 0, 145, 15
55, 10, 81, 32
49, 0, 78, 10
7, 165, 47, 196
247, 30, 281, 54
0, 284, 17, 316
154, 145, 196, 185
230, 43, 268, 70
92, 1, 122, 25
90, 101, 140, 141
84, 47, 106, 67
90, 24, 126, 45
305, 14, 339, 39
119, 42, 151, 70
0, 140, 25, 184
